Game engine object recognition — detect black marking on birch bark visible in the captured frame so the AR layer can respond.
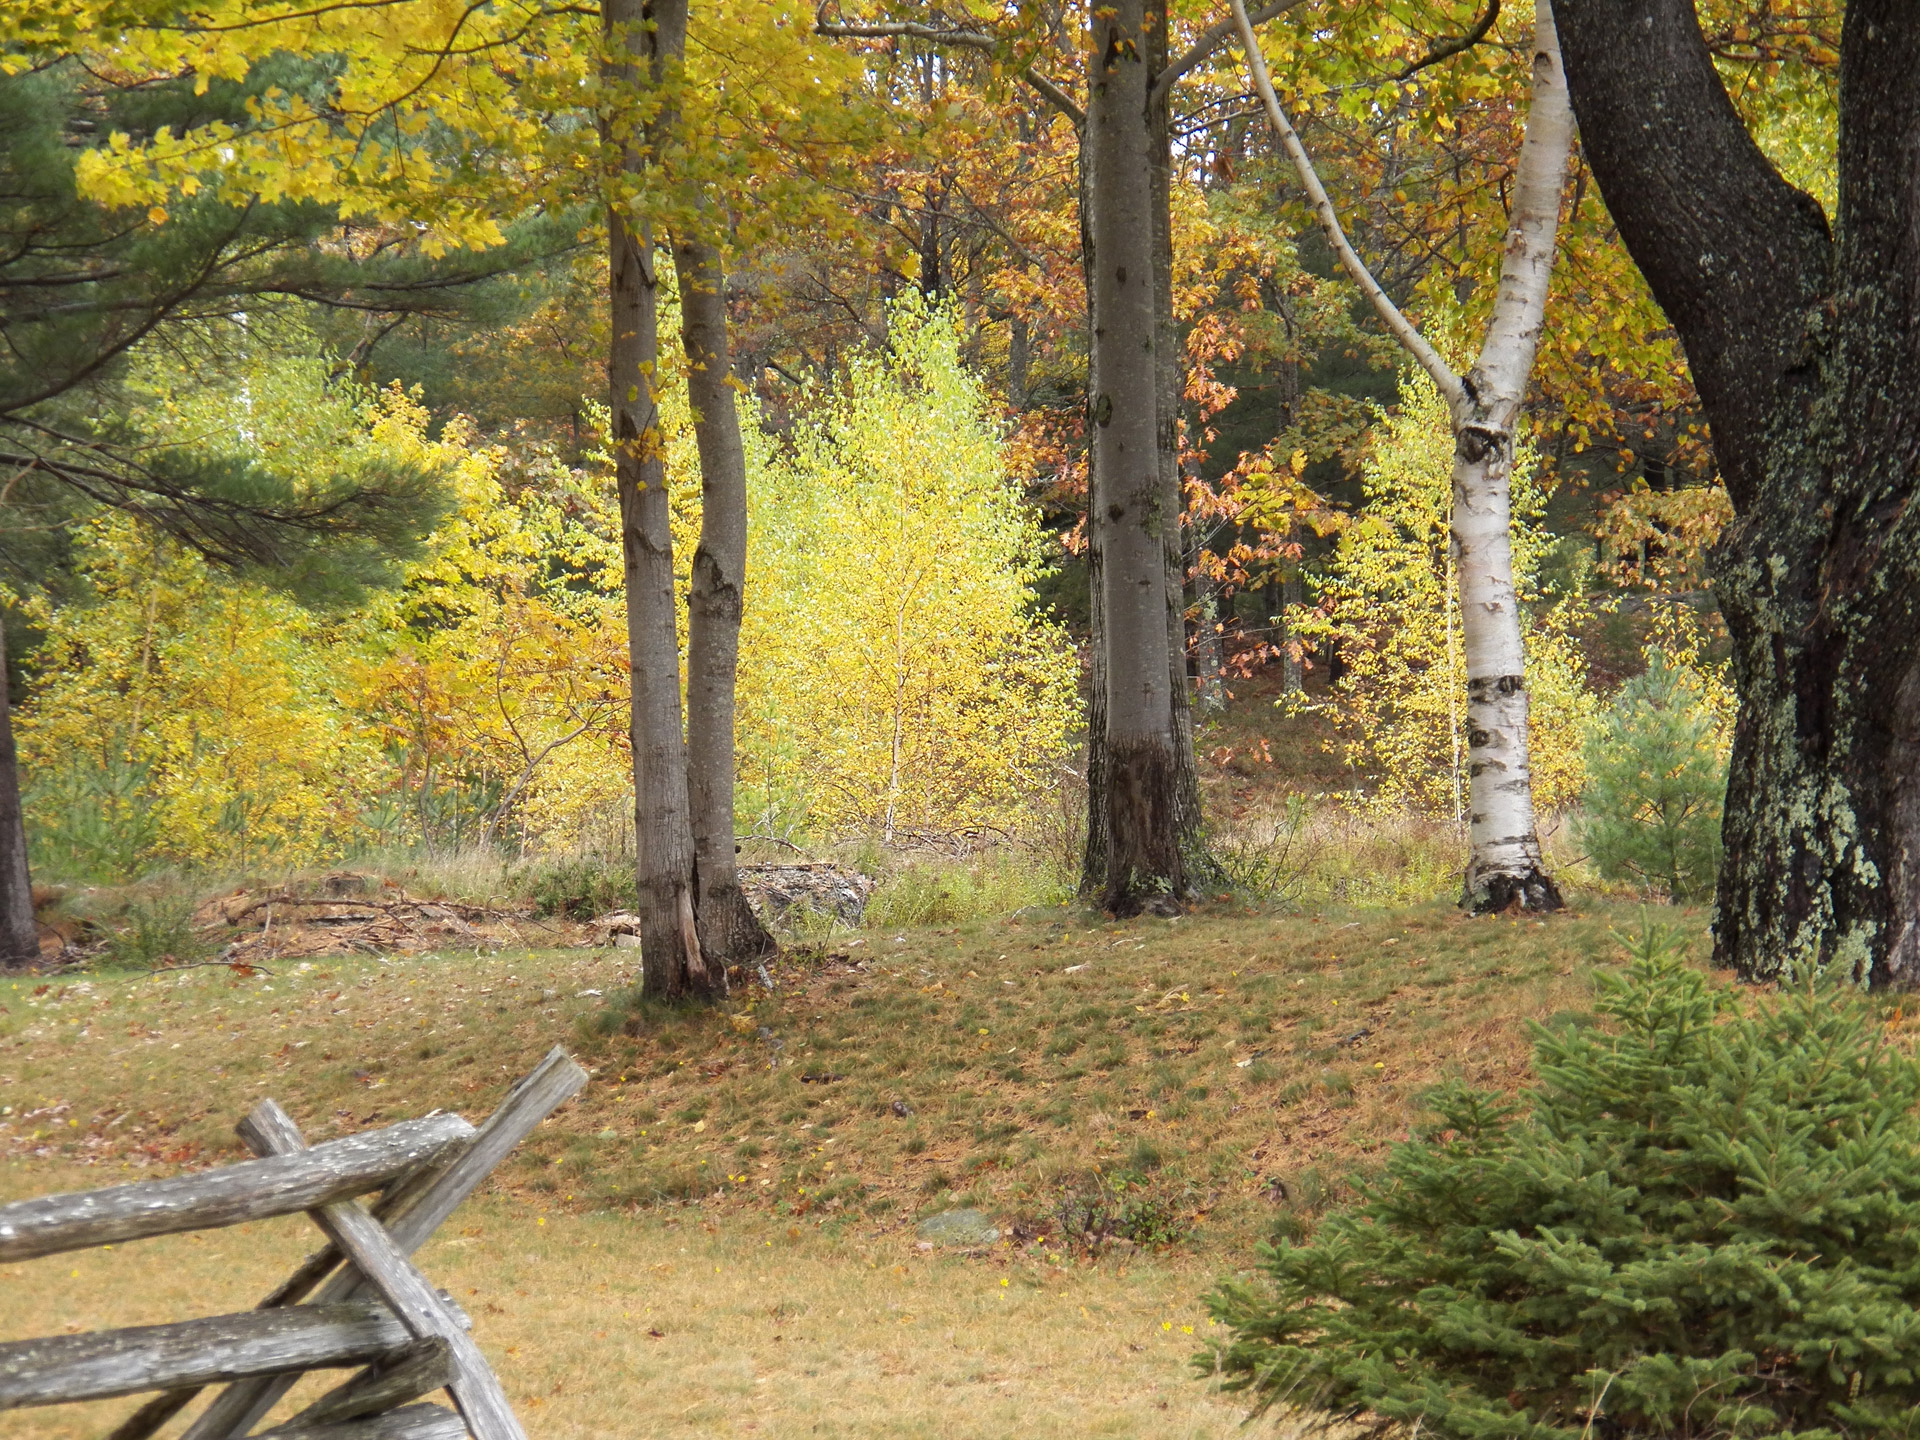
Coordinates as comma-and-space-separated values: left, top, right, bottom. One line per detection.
1455, 424, 1509, 464
1466, 674, 1527, 700
1465, 866, 1564, 915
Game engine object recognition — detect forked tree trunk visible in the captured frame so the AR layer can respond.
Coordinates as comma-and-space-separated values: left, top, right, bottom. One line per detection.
1557, 0, 1920, 985
673, 236, 774, 966
603, 0, 716, 1000
1235, 0, 1574, 912
1086, 0, 1187, 914
0, 609, 39, 970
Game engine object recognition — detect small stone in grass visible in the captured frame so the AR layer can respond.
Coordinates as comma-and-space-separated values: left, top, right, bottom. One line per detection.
916, 1209, 1000, 1246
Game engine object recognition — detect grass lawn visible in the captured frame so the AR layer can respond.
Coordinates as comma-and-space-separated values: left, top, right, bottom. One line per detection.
0, 895, 1710, 1437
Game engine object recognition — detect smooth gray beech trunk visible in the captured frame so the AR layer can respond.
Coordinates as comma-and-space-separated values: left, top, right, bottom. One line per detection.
0, 608, 36, 969
1558, 0, 1920, 985
603, 0, 715, 999
1235, 0, 1575, 912
672, 237, 774, 966
1085, 0, 1187, 913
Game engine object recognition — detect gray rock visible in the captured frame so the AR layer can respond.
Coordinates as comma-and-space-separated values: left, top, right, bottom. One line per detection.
740, 864, 876, 927
915, 1209, 1000, 1246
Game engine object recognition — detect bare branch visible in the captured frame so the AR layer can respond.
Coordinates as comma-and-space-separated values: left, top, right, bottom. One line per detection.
813, 7, 995, 50
1395, 0, 1501, 81
1228, 0, 1464, 410
1021, 66, 1084, 126
1157, 0, 1313, 94
812, 6, 1081, 126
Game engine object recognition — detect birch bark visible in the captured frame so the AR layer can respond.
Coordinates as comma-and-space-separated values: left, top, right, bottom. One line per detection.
1233, 0, 1574, 910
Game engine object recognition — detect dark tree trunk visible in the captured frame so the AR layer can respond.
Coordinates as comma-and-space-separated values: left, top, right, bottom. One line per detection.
0, 608, 39, 970
1078, 123, 1110, 898
674, 236, 775, 968
1009, 309, 1030, 410
1558, 0, 1920, 984
603, 0, 717, 1001
1148, 3, 1209, 893
1083, 0, 1188, 914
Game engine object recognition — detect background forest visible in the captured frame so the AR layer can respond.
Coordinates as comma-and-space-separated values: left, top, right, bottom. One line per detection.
2, 0, 1802, 922
18, 6, 1920, 1440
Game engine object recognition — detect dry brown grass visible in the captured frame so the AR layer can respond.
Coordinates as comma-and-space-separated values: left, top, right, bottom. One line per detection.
0, 898, 1709, 1242
1, 1165, 1265, 1440
0, 896, 1713, 1436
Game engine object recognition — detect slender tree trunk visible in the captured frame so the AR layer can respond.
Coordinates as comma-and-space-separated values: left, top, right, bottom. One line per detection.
1558, 0, 1920, 985
1449, 1, 1575, 911
674, 237, 774, 967
1279, 538, 1303, 695
1192, 568, 1228, 714
1235, 0, 1573, 912
1086, 0, 1185, 914
1148, 6, 1208, 893
1077, 126, 1111, 898
0, 608, 39, 970
1009, 310, 1030, 410
603, 0, 715, 1000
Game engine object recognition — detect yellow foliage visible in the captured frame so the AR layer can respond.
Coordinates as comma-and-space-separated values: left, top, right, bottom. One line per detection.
1295, 368, 1595, 821
19, 301, 1080, 874
737, 298, 1080, 841
21, 515, 371, 870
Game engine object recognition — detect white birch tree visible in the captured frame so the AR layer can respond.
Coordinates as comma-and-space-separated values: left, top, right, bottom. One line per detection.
1232, 0, 1576, 911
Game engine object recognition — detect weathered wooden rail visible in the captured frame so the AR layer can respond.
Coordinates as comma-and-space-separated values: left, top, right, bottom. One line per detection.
0, 1047, 587, 1440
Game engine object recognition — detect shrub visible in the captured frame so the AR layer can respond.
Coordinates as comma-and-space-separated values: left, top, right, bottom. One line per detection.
1578, 649, 1727, 901
1204, 930, 1920, 1439
106, 895, 204, 968
863, 852, 1067, 928
1053, 1171, 1193, 1252
516, 854, 635, 919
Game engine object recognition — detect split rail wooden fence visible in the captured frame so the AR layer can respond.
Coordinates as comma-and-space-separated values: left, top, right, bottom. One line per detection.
0, 1046, 587, 1440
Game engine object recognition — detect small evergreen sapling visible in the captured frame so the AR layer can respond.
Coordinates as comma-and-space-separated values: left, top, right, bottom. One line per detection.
1578, 650, 1727, 901
1203, 931, 1920, 1438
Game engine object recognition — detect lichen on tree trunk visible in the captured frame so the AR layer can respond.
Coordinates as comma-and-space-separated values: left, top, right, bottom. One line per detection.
1556, 0, 1920, 983
1708, 449, 1920, 984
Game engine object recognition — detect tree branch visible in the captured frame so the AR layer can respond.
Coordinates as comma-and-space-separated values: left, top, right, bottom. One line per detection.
1157, 0, 1313, 94
813, 8, 995, 50
1554, 0, 1833, 508
1395, 0, 1500, 81
1228, 0, 1464, 412
1020, 65, 1084, 127
1461, 0, 1574, 422
813, 6, 1081, 126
